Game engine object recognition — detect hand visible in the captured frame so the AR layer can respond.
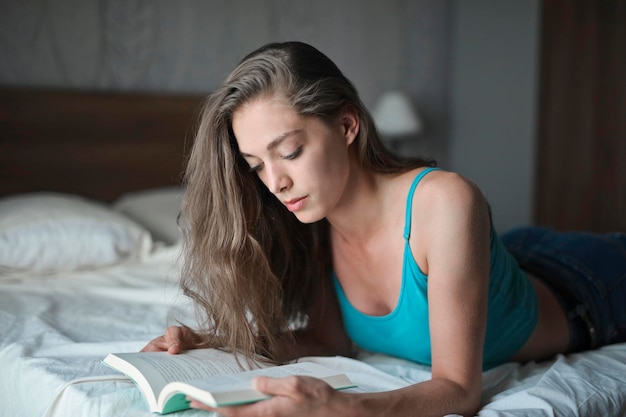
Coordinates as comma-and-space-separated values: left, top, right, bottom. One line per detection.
189, 375, 350, 417
140, 325, 198, 354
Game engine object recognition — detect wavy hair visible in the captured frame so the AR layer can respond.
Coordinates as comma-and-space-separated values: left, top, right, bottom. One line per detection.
179, 41, 435, 363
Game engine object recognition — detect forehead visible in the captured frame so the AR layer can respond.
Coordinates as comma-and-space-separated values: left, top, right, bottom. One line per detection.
232, 95, 302, 148
233, 93, 294, 122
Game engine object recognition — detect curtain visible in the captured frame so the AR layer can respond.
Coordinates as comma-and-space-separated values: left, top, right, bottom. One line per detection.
535, 0, 626, 232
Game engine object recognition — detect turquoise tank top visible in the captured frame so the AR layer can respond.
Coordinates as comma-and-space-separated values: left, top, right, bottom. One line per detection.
332, 167, 538, 370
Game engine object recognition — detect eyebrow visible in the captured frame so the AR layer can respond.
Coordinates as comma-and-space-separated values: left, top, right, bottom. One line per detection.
239, 129, 302, 158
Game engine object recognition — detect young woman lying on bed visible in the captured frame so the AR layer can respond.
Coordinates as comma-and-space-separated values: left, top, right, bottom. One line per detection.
143, 41, 626, 417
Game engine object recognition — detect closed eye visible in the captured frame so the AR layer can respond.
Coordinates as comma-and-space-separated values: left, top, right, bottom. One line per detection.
249, 163, 264, 173
246, 146, 301, 173
282, 146, 302, 160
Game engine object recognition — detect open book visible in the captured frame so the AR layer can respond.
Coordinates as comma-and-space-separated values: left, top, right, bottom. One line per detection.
102, 348, 355, 414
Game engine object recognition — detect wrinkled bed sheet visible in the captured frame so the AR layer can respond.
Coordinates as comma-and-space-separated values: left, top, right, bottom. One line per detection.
1, 247, 625, 417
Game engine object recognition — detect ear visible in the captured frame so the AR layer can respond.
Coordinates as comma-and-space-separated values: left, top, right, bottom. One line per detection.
340, 105, 360, 146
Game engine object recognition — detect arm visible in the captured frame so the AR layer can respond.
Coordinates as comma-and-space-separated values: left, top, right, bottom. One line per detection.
355, 171, 490, 416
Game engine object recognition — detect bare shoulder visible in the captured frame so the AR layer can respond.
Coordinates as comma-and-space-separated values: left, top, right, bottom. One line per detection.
406, 169, 491, 277
415, 169, 486, 212
411, 169, 490, 245
385, 167, 490, 234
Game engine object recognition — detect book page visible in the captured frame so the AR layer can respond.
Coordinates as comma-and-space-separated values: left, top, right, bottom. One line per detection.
185, 362, 341, 393
162, 362, 355, 408
106, 349, 266, 400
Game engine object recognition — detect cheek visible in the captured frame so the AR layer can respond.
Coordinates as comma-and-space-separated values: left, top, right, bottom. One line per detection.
311, 148, 350, 197
256, 172, 270, 189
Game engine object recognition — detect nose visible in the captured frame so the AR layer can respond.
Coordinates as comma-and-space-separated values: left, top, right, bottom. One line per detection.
264, 163, 292, 194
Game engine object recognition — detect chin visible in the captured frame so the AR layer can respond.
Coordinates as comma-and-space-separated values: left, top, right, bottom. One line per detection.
292, 210, 325, 224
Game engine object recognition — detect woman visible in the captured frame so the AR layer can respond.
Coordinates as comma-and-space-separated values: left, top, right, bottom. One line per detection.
143, 41, 626, 417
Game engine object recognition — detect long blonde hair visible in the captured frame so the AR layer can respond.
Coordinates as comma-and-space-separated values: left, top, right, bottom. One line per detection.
180, 41, 434, 363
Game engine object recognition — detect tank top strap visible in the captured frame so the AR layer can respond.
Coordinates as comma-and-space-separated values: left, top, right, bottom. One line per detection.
403, 167, 440, 240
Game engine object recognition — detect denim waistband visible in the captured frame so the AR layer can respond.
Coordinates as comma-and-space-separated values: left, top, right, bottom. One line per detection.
502, 226, 626, 353
529, 271, 596, 352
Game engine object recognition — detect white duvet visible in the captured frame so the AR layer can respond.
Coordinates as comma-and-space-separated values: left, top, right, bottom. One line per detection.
1, 246, 625, 417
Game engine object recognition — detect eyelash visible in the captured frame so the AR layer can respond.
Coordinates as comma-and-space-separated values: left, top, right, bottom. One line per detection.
282, 146, 302, 160
249, 147, 302, 173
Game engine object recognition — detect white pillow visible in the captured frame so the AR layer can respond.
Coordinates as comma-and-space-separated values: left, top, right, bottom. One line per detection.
113, 187, 184, 245
0, 193, 152, 274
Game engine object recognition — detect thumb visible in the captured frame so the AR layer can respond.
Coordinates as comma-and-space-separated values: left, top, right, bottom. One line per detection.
253, 376, 288, 397
253, 375, 318, 399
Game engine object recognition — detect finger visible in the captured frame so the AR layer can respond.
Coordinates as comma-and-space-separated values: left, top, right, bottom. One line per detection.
140, 326, 188, 353
164, 326, 183, 342
188, 398, 244, 417
253, 375, 306, 398
163, 326, 188, 353
140, 337, 169, 352
187, 398, 216, 412
167, 326, 197, 350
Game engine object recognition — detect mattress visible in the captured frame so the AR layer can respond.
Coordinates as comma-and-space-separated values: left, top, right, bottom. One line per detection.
1, 191, 625, 417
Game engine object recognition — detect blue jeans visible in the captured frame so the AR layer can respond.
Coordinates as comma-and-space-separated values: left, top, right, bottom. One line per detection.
501, 226, 626, 353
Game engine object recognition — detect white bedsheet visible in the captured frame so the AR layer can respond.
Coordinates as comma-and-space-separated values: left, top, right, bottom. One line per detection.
1, 247, 625, 417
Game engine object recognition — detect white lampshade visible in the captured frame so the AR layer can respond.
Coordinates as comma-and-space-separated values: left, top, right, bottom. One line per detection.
372, 91, 422, 140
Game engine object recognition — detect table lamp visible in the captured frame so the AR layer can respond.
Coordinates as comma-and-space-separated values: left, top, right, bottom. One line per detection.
372, 90, 422, 145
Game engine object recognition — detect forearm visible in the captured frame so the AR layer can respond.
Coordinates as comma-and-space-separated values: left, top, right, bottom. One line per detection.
340, 377, 481, 417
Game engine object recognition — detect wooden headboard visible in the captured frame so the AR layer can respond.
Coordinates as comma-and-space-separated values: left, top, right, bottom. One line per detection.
0, 88, 205, 202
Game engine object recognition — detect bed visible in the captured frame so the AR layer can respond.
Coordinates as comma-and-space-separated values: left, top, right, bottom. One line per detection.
0, 88, 625, 417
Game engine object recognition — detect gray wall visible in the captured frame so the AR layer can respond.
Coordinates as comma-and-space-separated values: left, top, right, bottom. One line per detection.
1, 0, 540, 231
0, 0, 450, 164
448, 0, 540, 232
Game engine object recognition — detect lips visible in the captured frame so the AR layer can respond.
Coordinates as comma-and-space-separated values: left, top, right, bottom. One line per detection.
284, 196, 307, 212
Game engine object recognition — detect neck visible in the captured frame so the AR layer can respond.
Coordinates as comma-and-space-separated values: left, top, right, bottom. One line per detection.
325, 164, 390, 245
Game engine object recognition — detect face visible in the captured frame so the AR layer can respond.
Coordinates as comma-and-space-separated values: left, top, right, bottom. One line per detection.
232, 95, 358, 223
